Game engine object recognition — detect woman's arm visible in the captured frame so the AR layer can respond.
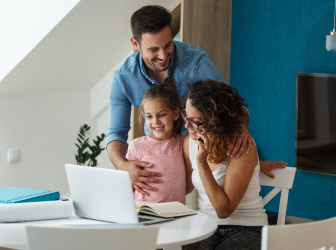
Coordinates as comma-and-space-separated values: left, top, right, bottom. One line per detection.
196, 136, 258, 218
183, 134, 194, 194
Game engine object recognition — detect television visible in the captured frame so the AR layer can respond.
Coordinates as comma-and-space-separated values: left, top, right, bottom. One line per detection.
296, 72, 336, 175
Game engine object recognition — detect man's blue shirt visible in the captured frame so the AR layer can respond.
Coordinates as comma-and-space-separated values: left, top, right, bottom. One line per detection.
106, 41, 226, 147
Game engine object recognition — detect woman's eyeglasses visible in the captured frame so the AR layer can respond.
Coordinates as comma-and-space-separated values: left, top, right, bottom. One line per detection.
180, 109, 203, 130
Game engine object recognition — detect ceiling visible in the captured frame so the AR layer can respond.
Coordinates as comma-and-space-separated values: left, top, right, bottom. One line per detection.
0, 0, 178, 95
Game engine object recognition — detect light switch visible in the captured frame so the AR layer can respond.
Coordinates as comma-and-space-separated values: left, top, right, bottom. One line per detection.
7, 148, 20, 163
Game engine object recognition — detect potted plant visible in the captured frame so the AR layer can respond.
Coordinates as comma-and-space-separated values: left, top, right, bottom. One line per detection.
74, 124, 105, 167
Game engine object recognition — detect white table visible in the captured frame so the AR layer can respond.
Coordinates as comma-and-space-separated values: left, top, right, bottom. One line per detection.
156, 211, 217, 249
0, 212, 217, 250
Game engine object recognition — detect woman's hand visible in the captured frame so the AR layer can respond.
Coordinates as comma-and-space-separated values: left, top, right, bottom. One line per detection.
195, 130, 210, 164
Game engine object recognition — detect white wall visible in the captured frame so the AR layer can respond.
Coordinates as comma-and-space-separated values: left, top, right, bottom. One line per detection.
0, 0, 80, 82
0, 90, 93, 195
0, 0, 179, 195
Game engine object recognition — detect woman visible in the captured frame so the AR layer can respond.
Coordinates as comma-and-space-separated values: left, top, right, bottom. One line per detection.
182, 80, 268, 250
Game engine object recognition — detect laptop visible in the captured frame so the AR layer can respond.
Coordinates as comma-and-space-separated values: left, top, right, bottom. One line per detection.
64, 163, 173, 225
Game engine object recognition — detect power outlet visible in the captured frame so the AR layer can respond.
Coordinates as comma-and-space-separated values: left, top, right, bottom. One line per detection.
7, 148, 20, 163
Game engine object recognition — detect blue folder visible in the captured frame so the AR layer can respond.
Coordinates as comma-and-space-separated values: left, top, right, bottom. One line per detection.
0, 187, 60, 204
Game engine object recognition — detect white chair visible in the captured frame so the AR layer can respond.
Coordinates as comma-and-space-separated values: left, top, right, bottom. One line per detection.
26, 225, 159, 250
259, 167, 297, 225
261, 216, 336, 250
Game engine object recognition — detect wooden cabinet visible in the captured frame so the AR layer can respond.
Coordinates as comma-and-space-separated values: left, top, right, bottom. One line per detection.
181, 0, 232, 82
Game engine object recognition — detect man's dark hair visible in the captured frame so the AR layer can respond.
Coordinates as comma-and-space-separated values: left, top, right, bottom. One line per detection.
131, 5, 172, 43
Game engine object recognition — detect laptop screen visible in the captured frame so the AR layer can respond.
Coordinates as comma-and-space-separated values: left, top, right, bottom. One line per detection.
65, 164, 139, 224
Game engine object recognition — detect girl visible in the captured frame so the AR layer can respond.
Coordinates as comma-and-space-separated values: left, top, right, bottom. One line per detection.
126, 77, 186, 203
183, 80, 268, 249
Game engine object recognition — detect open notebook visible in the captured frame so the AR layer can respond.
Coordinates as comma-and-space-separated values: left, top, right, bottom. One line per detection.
64, 164, 173, 225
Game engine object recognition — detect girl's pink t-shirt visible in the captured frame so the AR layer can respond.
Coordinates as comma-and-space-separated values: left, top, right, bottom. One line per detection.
126, 134, 186, 204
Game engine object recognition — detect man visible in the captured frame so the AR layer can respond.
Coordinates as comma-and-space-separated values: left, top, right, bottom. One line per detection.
106, 5, 286, 195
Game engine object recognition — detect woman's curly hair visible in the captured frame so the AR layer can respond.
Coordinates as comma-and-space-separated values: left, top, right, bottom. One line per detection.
187, 80, 248, 163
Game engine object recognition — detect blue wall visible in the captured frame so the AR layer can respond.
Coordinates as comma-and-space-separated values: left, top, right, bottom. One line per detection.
231, 1, 336, 220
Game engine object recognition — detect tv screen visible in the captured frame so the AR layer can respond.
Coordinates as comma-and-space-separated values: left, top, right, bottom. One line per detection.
296, 72, 336, 175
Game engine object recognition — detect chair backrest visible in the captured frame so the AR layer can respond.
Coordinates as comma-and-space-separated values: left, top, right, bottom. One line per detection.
259, 167, 296, 225
261, 216, 336, 250
26, 225, 159, 250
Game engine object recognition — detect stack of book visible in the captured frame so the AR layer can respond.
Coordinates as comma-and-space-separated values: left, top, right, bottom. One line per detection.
0, 187, 73, 222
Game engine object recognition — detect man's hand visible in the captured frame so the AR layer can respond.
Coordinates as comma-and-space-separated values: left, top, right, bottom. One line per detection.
227, 125, 252, 158
260, 160, 288, 178
124, 160, 162, 196
107, 141, 162, 196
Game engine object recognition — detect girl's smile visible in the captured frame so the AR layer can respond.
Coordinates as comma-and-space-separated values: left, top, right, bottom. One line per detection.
143, 99, 179, 141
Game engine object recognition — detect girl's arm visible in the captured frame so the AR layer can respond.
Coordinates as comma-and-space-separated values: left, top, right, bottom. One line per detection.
196, 137, 258, 218
183, 134, 194, 194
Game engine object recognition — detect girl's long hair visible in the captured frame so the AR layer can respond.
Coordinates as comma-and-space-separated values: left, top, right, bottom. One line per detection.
140, 77, 183, 135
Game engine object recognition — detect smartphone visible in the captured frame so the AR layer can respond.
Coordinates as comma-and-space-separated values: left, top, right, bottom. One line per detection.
197, 131, 204, 144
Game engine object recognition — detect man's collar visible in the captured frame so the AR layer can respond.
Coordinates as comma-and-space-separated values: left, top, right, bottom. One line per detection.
167, 42, 176, 77
138, 52, 147, 77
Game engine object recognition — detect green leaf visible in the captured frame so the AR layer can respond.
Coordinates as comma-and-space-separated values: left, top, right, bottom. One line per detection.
74, 124, 106, 167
